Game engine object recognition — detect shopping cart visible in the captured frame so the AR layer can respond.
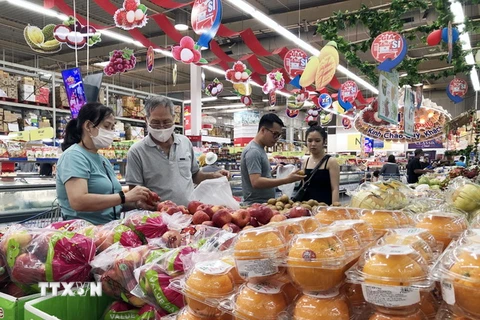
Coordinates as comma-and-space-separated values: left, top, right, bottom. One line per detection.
18, 199, 62, 228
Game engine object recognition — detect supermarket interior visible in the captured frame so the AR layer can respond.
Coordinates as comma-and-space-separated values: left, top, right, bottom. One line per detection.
0, 0, 480, 319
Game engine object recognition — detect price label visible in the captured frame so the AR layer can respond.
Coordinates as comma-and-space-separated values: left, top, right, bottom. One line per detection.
8, 131, 30, 141
285, 109, 299, 118
29, 127, 54, 141
371, 32, 405, 63
283, 49, 308, 78
340, 80, 359, 103
449, 78, 468, 97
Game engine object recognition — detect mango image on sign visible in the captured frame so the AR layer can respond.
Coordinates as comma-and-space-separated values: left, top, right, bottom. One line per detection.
299, 41, 339, 90
287, 233, 347, 292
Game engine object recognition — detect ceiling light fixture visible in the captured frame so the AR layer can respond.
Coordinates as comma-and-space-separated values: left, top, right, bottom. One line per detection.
449, 0, 480, 91
202, 103, 244, 110
174, 9, 189, 31
223, 96, 241, 100
225, 0, 379, 94
183, 97, 218, 104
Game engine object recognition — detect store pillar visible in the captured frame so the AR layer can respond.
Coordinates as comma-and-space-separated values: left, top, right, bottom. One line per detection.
190, 64, 203, 136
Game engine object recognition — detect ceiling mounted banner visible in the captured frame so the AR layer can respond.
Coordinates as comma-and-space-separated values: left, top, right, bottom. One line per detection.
114, 0, 148, 30
146, 46, 154, 72
24, 24, 61, 54
283, 48, 308, 80
286, 109, 299, 118
225, 61, 251, 84
172, 36, 208, 64
300, 41, 339, 91
104, 48, 136, 76
371, 32, 407, 72
53, 17, 101, 50
204, 78, 223, 96
378, 71, 399, 124
191, 0, 223, 48
446, 78, 468, 104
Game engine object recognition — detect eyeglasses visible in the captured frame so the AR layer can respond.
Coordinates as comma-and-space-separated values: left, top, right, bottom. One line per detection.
149, 121, 174, 129
265, 128, 282, 139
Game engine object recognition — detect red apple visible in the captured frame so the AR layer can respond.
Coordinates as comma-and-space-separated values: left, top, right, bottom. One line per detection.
202, 221, 215, 227
222, 223, 241, 233
212, 209, 232, 228
231, 209, 251, 228
197, 204, 214, 218
270, 214, 287, 223
30, 231, 55, 262
248, 217, 260, 227
211, 205, 225, 214
162, 230, 182, 248
192, 211, 210, 225
187, 201, 203, 214
11, 253, 46, 284
247, 205, 274, 225
157, 200, 176, 212
177, 205, 189, 215
2, 282, 27, 298
288, 206, 310, 218
146, 191, 160, 206
166, 207, 182, 215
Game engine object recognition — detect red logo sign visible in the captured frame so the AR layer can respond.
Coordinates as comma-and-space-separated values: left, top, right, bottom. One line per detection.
449, 78, 468, 97
283, 49, 308, 78
191, 0, 219, 35
371, 32, 404, 63
340, 80, 358, 103
286, 109, 299, 118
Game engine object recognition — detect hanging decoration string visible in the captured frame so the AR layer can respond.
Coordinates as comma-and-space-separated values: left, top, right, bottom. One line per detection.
86, 0, 90, 74
73, 0, 78, 68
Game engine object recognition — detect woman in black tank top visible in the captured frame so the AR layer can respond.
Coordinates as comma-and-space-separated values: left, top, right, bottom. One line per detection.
301, 122, 340, 205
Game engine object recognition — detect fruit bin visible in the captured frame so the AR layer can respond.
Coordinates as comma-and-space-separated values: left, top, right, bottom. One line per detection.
24, 291, 114, 320
0, 291, 41, 320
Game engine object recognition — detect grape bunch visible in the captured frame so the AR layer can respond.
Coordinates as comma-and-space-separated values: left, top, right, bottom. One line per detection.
104, 48, 136, 76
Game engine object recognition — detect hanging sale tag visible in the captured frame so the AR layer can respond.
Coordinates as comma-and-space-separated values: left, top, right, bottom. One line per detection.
191, 0, 223, 48
29, 127, 54, 141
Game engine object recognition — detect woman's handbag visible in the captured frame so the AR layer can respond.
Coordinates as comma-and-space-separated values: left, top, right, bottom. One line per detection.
291, 155, 330, 202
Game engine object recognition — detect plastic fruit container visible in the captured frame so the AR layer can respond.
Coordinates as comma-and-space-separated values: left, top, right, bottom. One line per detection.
433, 243, 480, 318
331, 219, 377, 244
287, 233, 349, 292
342, 282, 366, 309
457, 229, 480, 245
367, 309, 428, 320
183, 260, 235, 317
314, 207, 356, 224
383, 228, 440, 254
358, 209, 401, 235
418, 291, 439, 320
378, 234, 435, 264
316, 225, 363, 254
221, 256, 245, 285
230, 282, 288, 320
289, 216, 322, 233
233, 227, 286, 282
347, 244, 431, 311
415, 211, 468, 249
292, 290, 351, 320
269, 219, 305, 243
392, 210, 415, 227
176, 307, 233, 320
276, 274, 300, 304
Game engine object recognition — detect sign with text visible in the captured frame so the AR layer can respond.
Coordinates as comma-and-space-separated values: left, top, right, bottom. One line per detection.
378, 71, 399, 124
408, 138, 444, 149
404, 87, 415, 138
283, 49, 308, 78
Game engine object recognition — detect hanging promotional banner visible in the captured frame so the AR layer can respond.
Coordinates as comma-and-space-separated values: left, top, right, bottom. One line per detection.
371, 32, 407, 72
53, 17, 101, 50
447, 21, 453, 64
285, 109, 299, 118
415, 84, 423, 109
146, 46, 154, 72
24, 24, 61, 54
318, 93, 333, 109
226, 61, 251, 84
114, 0, 148, 30
269, 91, 276, 107
204, 78, 223, 96
287, 95, 303, 110
340, 80, 359, 103
404, 87, 415, 138
408, 138, 444, 149
320, 112, 333, 125
173, 64, 178, 86
378, 70, 399, 124
299, 41, 339, 90
191, 0, 223, 48
446, 78, 468, 104
283, 48, 308, 78
342, 117, 352, 129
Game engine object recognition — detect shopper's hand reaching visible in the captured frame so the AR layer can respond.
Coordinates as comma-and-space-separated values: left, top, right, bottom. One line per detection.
286, 170, 306, 183
125, 185, 151, 203
213, 169, 231, 180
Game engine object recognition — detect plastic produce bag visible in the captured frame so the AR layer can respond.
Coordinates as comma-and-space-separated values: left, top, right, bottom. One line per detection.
102, 301, 139, 320
276, 164, 297, 198
136, 304, 167, 319
123, 212, 192, 242
47, 219, 93, 232
190, 177, 240, 210
91, 220, 144, 252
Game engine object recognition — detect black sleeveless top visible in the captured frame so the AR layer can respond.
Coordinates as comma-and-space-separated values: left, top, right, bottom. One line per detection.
303, 156, 332, 205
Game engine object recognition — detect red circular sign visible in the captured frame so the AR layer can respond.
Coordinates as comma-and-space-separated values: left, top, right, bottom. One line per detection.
191, 0, 220, 35
340, 80, 359, 103
342, 117, 352, 129
283, 49, 308, 78
449, 78, 468, 97
286, 109, 299, 118
371, 32, 404, 63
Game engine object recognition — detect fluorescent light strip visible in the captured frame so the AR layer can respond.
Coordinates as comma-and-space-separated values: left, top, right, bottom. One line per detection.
202, 104, 244, 110
225, 0, 379, 94
449, 0, 480, 91
7, 0, 68, 20
184, 97, 218, 103
223, 96, 241, 100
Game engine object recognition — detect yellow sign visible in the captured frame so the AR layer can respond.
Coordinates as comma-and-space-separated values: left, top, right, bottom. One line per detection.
271, 151, 305, 157
8, 131, 30, 141
347, 133, 362, 150
29, 127, 54, 141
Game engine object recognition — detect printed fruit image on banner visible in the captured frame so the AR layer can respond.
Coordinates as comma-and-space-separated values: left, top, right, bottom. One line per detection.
286, 109, 299, 118
287, 88, 308, 110
233, 82, 252, 96
342, 117, 352, 129
300, 41, 339, 90
104, 48, 136, 76
114, 0, 148, 30
146, 46, 154, 72
24, 24, 61, 54
284, 49, 308, 78
204, 78, 223, 97
226, 61, 252, 84
172, 37, 207, 65
263, 71, 285, 94
53, 17, 101, 50
191, 0, 222, 48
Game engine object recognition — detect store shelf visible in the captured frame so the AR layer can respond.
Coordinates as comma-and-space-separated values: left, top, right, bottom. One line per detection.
0, 100, 70, 113
115, 116, 145, 123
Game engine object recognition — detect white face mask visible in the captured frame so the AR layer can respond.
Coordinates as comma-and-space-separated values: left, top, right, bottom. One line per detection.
420, 157, 425, 162
149, 126, 174, 142
91, 127, 116, 149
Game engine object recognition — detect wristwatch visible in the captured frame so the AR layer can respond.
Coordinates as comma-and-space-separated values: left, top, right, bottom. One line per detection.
119, 191, 126, 204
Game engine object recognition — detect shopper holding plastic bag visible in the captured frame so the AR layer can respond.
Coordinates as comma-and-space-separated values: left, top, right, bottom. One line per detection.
276, 164, 298, 198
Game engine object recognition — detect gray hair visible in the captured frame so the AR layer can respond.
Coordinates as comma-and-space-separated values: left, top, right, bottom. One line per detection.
144, 96, 175, 118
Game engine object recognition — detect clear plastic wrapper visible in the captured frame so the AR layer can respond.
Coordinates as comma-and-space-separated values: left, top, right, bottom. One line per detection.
268, 219, 305, 243
457, 229, 480, 245
446, 177, 480, 214
342, 282, 366, 314
166, 307, 232, 320
47, 219, 93, 232
378, 234, 436, 265
137, 304, 168, 320
383, 228, 441, 255
431, 243, 480, 318
233, 227, 287, 282
90, 220, 144, 252
348, 181, 411, 210
316, 225, 363, 254
331, 219, 377, 244
418, 291, 440, 320
290, 290, 351, 320
434, 302, 476, 320
414, 211, 468, 249
286, 233, 351, 292
291, 216, 322, 233
0, 225, 95, 288
403, 198, 445, 215
314, 206, 358, 224
346, 244, 432, 311
101, 301, 140, 320
144, 245, 197, 276
357, 209, 402, 235
364, 308, 428, 320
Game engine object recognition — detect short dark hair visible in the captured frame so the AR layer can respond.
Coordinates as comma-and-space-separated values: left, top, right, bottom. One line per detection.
61, 103, 114, 151
258, 113, 284, 132
414, 149, 424, 156
460, 156, 465, 161
387, 155, 396, 163
373, 170, 380, 177
306, 121, 327, 141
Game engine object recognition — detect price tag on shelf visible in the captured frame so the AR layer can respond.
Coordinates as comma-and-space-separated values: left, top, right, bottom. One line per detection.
8, 131, 30, 141
29, 127, 54, 141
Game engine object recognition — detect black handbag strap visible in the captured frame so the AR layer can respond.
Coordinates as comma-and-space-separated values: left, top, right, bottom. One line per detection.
303, 155, 330, 188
